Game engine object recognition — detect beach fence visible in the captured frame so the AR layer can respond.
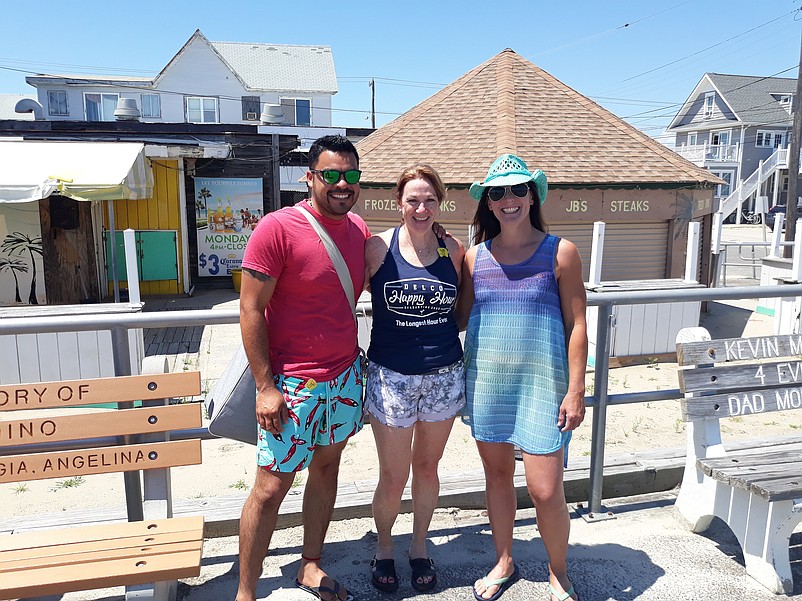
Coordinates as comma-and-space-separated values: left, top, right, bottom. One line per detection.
4, 284, 802, 524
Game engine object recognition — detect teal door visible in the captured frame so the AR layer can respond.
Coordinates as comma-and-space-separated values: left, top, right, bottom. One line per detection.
104, 230, 179, 282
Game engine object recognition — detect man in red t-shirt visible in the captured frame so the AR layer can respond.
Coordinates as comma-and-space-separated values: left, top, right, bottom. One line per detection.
236, 135, 369, 601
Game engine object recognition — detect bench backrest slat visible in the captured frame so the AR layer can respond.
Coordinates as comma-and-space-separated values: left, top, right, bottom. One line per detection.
681, 385, 802, 420
0, 439, 202, 485
0, 372, 201, 412
677, 334, 802, 367
679, 359, 802, 393
0, 403, 202, 448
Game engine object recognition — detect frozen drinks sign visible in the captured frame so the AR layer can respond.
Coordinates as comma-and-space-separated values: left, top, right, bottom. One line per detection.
195, 178, 263, 277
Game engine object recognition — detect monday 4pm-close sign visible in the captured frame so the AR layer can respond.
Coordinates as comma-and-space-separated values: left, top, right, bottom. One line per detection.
194, 177, 263, 277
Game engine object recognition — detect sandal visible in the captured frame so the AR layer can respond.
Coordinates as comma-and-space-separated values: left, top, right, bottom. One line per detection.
549, 583, 578, 601
370, 557, 398, 593
472, 563, 519, 601
295, 576, 355, 601
409, 557, 437, 592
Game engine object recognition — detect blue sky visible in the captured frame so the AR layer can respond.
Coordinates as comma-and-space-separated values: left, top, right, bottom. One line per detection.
1, 1, 800, 141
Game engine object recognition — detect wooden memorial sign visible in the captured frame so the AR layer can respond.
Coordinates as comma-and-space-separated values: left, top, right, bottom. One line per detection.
0, 372, 203, 484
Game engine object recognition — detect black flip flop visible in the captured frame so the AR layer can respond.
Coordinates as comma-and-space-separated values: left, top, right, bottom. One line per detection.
409, 557, 437, 592
370, 557, 399, 593
295, 577, 355, 601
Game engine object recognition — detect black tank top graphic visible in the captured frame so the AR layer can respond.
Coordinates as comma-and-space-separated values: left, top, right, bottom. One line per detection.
367, 227, 462, 375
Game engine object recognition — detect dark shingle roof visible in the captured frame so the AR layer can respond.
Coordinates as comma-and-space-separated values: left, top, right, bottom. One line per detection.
707, 73, 795, 126
357, 49, 717, 187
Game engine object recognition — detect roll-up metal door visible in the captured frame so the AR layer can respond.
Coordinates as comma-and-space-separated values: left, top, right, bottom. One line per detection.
548, 223, 593, 280
550, 221, 669, 281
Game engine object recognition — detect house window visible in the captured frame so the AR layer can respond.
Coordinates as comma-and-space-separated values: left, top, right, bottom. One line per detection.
280, 98, 311, 126
711, 171, 732, 198
242, 96, 260, 121
710, 130, 730, 146
85, 93, 119, 121
756, 130, 784, 148
704, 93, 715, 119
687, 132, 697, 146
47, 90, 69, 116
141, 94, 161, 118
777, 94, 794, 115
186, 97, 219, 123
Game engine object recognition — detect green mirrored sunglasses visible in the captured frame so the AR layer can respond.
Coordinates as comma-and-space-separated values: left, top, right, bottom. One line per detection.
311, 169, 362, 185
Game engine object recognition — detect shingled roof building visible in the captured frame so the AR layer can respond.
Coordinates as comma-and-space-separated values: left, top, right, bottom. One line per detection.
354, 49, 720, 282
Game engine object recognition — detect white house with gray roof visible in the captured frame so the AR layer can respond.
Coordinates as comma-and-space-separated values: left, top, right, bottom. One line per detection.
21, 29, 356, 194
25, 30, 338, 128
667, 73, 796, 215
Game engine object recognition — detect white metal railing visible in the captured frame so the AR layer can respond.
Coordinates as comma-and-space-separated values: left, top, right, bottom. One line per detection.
673, 142, 739, 163
4, 285, 802, 520
719, 147, 790, 219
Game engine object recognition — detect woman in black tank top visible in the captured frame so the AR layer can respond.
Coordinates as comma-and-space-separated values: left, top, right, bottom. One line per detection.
363, 165, 466, 593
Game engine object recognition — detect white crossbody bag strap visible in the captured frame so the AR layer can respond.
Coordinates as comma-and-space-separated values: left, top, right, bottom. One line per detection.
295, 205, 358, 326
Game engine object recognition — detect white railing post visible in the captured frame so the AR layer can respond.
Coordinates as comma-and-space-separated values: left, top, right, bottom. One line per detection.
769, 213, 785, 258
684, 222, 701, 283
123, 229, 140, 304
589, 221, 606, 286
792, 219, 802, 282
711, 212, 724, 255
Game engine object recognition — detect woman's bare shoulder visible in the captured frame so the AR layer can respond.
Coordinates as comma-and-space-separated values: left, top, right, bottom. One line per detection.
365, 229, 394, 271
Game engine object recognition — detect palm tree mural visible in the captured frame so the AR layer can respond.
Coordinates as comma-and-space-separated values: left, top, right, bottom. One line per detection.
197, 186, 212, 225
0, 257, 28, 303
1, 232, 43, 304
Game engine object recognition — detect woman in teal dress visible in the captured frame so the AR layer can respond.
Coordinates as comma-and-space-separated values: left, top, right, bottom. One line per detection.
456, 154, 587, 601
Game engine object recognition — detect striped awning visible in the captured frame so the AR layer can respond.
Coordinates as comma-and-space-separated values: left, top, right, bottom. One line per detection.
0, 140, 153, 203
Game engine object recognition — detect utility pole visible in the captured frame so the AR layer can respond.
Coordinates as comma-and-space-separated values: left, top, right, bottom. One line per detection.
369, 78, 376, 129
784, 29, 802, 256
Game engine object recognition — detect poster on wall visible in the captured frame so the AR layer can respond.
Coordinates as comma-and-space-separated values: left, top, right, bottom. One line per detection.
195, 177, 264, 277
0, 203, 46, 306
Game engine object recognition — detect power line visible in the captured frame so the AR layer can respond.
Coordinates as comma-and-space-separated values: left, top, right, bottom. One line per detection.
531, 0, 695, 58
620, 11, 796, 84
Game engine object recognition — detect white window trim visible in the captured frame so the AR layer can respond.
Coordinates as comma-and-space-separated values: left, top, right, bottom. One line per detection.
83, 91, 120, 121
47, 90, 69, 116
709, 129, 731, 146
703, 93, 715, 119
185, 96, 219, 124
687, 132, 697, 146
141, 93, 161, 119
279, 97, 312, 126
710, 170, 732, 198
777, 94, 794, 114
756, 130, 770, 148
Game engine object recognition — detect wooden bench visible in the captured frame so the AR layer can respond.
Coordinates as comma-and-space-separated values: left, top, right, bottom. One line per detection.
0, 371, 205, 601
675, 327, 802, 594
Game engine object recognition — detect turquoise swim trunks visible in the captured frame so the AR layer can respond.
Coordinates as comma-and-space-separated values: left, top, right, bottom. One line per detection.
256, 356, 364, 472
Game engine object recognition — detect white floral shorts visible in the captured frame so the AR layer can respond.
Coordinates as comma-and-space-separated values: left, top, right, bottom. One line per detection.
365, 359, 466, 428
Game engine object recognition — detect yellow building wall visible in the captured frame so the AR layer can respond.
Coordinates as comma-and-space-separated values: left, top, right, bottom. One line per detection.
104, 159, 183, 296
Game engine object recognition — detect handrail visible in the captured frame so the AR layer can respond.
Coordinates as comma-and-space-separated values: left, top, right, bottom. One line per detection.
3, 283, 802, 520
719, 147, 786, 218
